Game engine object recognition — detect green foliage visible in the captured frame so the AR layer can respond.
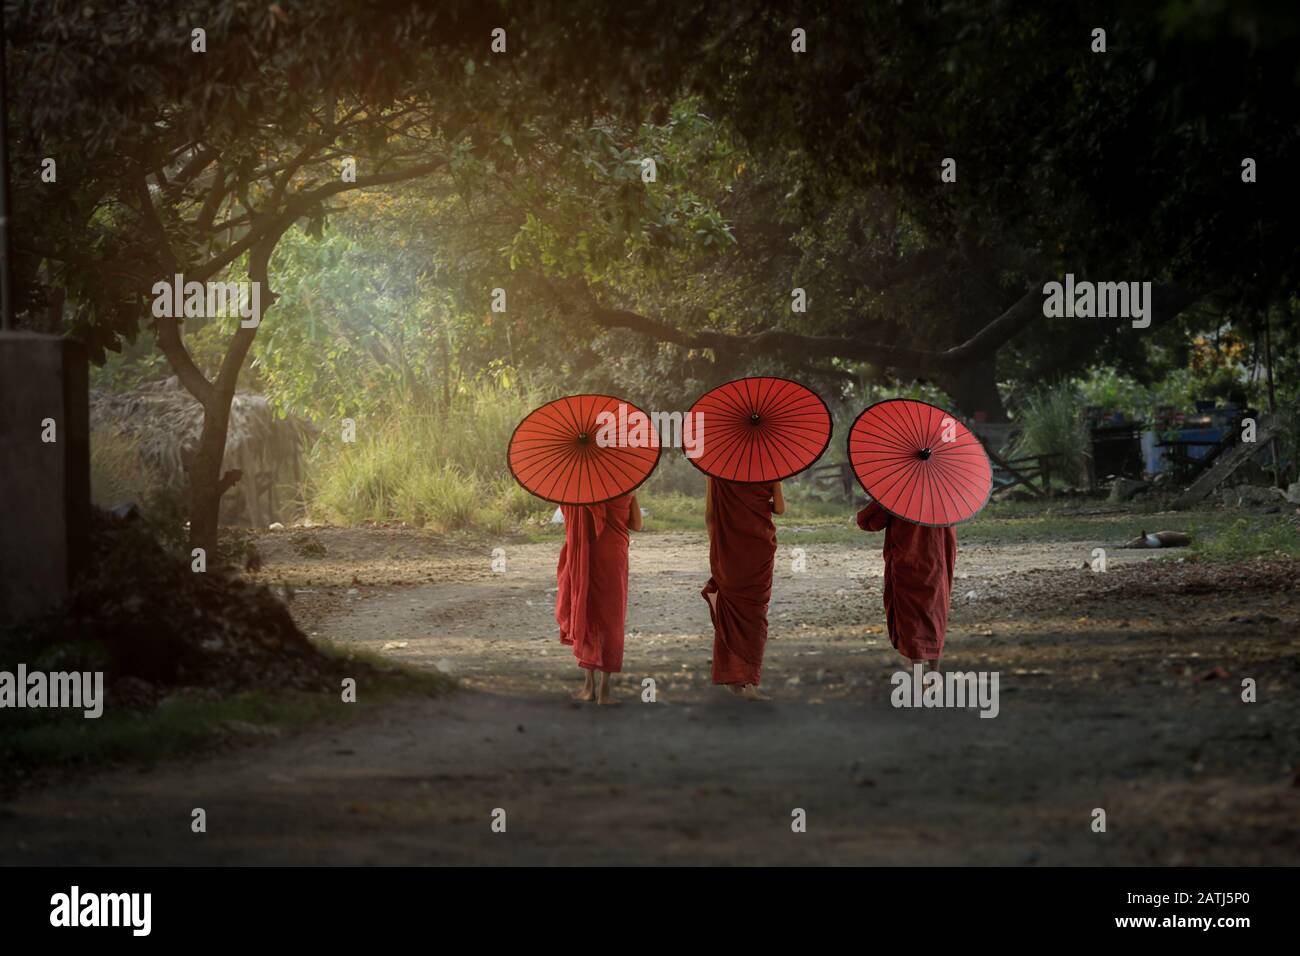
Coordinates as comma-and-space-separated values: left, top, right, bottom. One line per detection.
251, 227, 456, 419
88, 428, 191, 550
15, 0, 1300, 532
1194, 517, 1300, 561
642, 452, 708, 497
1010, 384, 1091, 482
307, 384, 551, 530
89, 428, 161, 508
0, 646, 448, 772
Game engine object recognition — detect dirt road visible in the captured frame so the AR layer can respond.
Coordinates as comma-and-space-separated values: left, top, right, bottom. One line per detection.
3, 528, 1298, 865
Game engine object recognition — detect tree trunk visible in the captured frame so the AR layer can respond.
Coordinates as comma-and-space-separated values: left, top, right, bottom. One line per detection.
187, 393, 233, 557
193, 236, 283, 552
156, 234, 284, 557
939, 354, 1007, 422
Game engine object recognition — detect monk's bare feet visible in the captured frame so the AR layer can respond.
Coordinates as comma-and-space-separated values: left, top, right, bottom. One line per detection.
572, 671, 596, 702
596, 673, 619, 705
730, 683, 770, 701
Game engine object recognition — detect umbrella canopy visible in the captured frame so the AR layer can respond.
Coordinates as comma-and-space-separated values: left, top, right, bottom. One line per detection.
685, 376, 832, 482
508, 394, 661, 505
848, 398, 992, 526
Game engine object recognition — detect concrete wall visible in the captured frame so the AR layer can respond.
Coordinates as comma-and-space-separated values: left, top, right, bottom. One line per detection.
0, 332, 90, 626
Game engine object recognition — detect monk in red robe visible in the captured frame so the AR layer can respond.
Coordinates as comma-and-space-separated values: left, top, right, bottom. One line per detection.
702, 478, 785, 700
555, 493, 642, 704
856, 499, 957, 668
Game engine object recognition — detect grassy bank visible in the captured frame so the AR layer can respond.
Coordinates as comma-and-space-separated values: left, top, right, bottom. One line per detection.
307, 385, 553, 532
0, 642, 451, 782
615, 494, 1300, 558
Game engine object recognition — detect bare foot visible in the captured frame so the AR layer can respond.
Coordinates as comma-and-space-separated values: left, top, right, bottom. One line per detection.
596, 673, 618, 705
734, 683, 771, 701
572, 671, 597, 702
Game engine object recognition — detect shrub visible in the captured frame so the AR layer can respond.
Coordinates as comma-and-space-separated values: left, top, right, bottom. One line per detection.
1011, 384, 1090, 484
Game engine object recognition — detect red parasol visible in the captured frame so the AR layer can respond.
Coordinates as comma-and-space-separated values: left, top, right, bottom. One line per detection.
508, 394, 661, 505
848, 398, 992, 526
685, 376, 832, 482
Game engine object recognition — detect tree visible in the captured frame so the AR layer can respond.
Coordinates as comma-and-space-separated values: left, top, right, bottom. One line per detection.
7, 0, 708, 550
575, 0, 1300, 413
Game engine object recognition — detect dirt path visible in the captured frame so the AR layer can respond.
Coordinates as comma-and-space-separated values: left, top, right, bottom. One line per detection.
3, 530, 1298, 865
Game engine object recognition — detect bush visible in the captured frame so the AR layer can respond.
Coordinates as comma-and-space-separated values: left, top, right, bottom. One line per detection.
307, 383, 546, 530
3, 510, 357, 692
1011, 384, 1090, 484
642, 451, 707, 496
89, 427, 161, 508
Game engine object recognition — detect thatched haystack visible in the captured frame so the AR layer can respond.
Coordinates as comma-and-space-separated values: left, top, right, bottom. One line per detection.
89, 377, 316, 526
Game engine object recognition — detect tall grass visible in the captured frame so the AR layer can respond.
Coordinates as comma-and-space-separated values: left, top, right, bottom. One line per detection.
1193, 516, 1300, 561
307, 383, 877, 534
90, 427, 162, 508
308, 384, 553, 531
1010, 383, 1091, 484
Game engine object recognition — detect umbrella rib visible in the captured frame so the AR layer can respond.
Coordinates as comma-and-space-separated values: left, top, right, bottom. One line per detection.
701, 424, 756, 474
765, 430, 796, 477
856, 454, 926, 487
587, 446, 622, 498
901, 456, 926, 522
699, 390, 747, 423
521, 419, 580, 443
930, 460, 961, 524
930, 460, 956, 524
886, 460, 924, 514
512, 436, 584, 468
864, 429, 915, 453
541, 444, 583, 500
850, 438, 923, 459
760, 386, 814, 421
906, 401, 932, 452
763, 427, 796, 478
900, 401, 927, 452
920, 404, 945, 450
555, 396, 586, 441
916, 459, 935, 523
712, 426, 752, 479
927, 455, 987, 514
869, 456, 918, 507
863, 411, 917, 452
523, 441, 578, 495
929, 449, 989, 493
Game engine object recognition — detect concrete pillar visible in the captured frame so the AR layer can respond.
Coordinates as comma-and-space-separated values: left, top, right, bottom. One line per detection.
0, 332, 90, 626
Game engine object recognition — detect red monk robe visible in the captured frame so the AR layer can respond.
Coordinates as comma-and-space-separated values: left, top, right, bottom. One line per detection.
856, 500, 957, 661
555, 494, 635, 673
702, 478, 781, 687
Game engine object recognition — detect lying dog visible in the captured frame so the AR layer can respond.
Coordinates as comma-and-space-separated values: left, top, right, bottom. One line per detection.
1121, 530, 1191, 548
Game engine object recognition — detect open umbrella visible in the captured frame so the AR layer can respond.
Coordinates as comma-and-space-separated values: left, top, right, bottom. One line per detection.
508, 394, 661, 505
685, 376, 832, 482
847, 398, 992, 526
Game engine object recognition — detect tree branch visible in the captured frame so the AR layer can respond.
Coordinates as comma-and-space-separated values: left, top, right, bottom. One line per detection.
581, 281, 1201, 377
192, 156, 449, 282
